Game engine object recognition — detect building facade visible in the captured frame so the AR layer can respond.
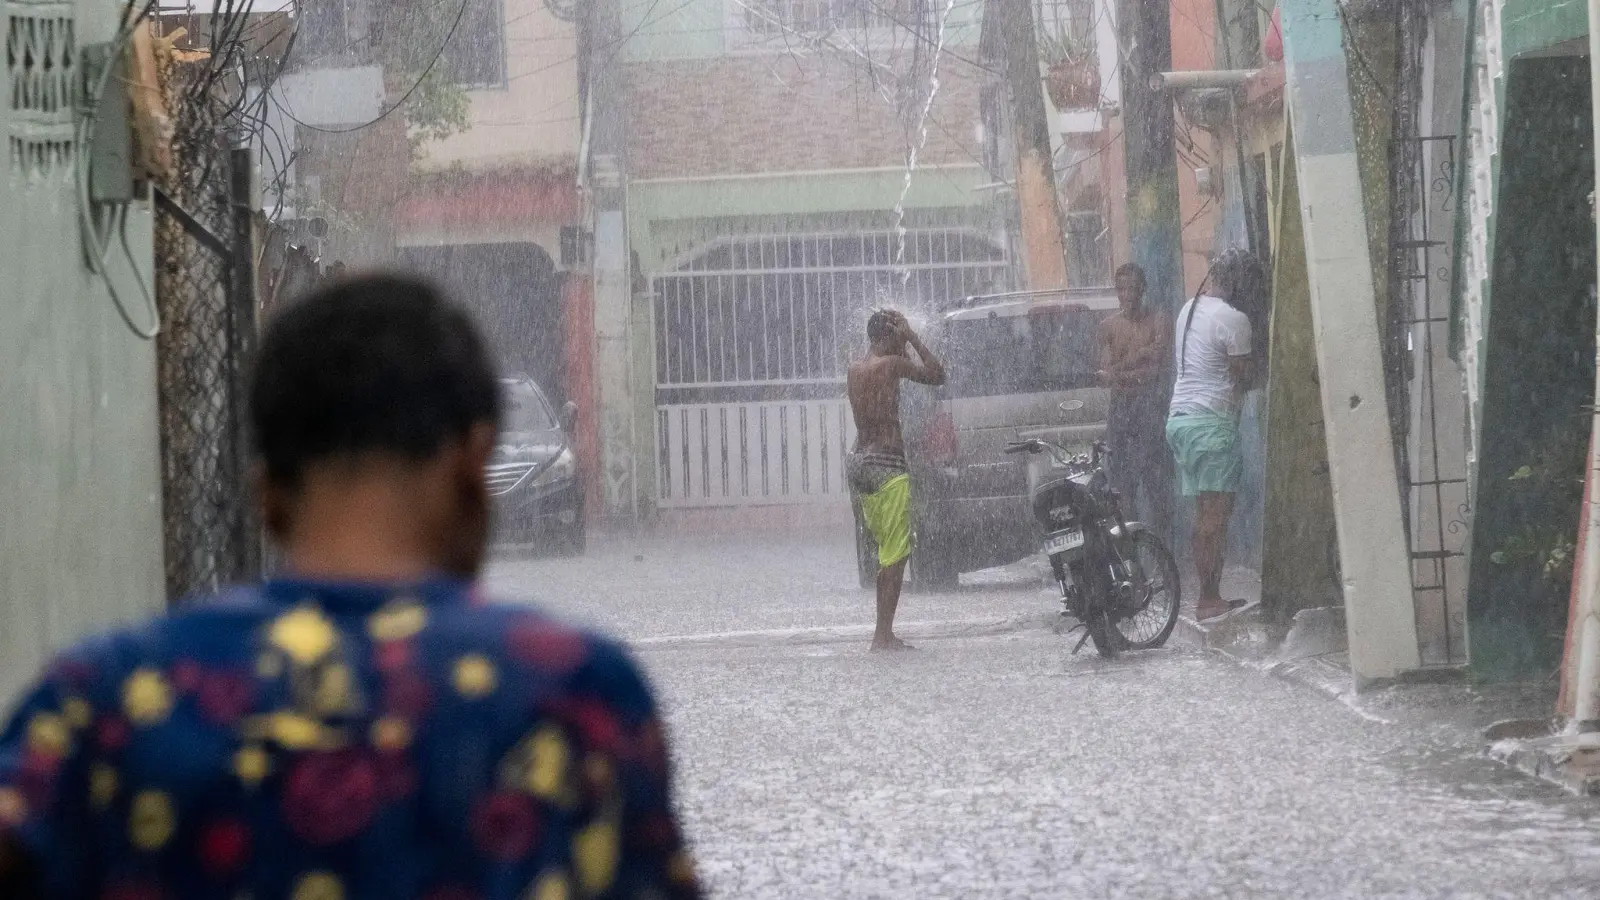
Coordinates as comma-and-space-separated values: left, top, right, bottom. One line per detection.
608, 0, 1009, 518
2, 0, 165, 698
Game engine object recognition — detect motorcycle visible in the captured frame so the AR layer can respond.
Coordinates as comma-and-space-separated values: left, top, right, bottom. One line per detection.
1003, 438, 1183, 658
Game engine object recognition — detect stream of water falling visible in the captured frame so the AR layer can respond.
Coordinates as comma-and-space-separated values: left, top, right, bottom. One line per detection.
891, 0, 961, 292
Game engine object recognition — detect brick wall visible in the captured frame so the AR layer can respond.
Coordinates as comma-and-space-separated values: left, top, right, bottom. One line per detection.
624, 52, 985, 179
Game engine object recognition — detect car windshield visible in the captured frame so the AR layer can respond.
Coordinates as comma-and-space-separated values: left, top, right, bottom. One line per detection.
941, 306, 1110, 399
502, 382, 557, 436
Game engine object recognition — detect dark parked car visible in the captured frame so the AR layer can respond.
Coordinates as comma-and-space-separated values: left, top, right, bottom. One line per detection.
855, 288, 1119, 589
489, 376, 584, 554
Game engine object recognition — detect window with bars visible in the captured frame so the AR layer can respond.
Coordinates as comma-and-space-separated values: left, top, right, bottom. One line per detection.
1036, 0, 1096, 59
441, 0, 506, 88
298, 0, 505, 89
740, 0, 924, 36
1065, 210, 1110, 287
5, 6, 76, 176
653, 228, 1009, 389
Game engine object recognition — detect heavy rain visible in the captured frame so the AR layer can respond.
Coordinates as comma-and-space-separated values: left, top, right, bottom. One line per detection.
5, 0, 1600, 897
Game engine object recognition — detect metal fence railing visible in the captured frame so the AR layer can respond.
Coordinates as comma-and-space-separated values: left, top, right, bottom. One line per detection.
154, 64, 259, 602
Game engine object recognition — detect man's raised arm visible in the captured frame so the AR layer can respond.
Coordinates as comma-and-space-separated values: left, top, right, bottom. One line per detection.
895, 314, 946, 386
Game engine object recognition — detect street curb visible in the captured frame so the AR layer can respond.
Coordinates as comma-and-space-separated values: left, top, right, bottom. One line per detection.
1174, 613, 1395, 724
631, 612, 1058, 651
1183, 612, 1600, 796
1487, 733, 1600, 797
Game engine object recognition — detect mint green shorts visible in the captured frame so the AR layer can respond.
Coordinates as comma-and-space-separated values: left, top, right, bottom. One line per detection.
1165, 413, 1243, 496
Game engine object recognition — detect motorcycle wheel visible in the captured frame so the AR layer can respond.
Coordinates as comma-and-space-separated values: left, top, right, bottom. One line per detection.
1113, 530, 1182, 650
1086, 606, 1119, 659
1076, 563, 1119, 659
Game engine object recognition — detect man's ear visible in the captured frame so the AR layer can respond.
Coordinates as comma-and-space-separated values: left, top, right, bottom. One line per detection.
257, 464, 292, 541
454, 421, 498, 494
464, 422, 497, 470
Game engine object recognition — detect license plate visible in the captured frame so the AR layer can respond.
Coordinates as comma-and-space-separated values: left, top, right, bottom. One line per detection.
1045, 530, 1084, 555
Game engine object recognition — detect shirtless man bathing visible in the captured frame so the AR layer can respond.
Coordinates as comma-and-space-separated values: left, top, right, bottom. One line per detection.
847, 309, 947, 651
1097, 263, 1174, 538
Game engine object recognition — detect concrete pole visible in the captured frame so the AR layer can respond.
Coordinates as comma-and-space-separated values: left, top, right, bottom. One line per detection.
1557, 0, 1600, 727
1280, 0, 1421, 685
587, 0, 640, 527
1116, 0, 1183, 314
997, 0, 1069, 289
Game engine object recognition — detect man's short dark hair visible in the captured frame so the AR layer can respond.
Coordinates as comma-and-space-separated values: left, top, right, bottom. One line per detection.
867, 309, 897, 343
250, 274, 501, 486
1116, 263, 1146, 285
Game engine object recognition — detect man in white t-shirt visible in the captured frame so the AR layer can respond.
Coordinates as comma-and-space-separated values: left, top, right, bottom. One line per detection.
1165, 250, 1258, 622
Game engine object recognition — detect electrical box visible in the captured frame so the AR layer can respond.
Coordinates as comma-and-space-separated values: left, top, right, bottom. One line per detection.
80, 42, 135, 204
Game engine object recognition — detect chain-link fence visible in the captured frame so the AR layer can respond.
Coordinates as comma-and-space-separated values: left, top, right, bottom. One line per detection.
153, 55, 259, 603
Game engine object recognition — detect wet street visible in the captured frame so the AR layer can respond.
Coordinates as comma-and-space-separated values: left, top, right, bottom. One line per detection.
488, 530, 1600, 899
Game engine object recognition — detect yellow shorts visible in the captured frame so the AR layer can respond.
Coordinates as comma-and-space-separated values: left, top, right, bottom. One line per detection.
859, 473, 913, 568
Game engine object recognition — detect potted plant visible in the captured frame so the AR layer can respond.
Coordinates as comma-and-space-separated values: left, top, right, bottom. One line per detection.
1039, 15, 1100, 110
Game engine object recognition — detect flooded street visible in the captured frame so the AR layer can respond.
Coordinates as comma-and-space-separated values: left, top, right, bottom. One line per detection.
12, 0, 1600, 895
493, 533, 1600, 898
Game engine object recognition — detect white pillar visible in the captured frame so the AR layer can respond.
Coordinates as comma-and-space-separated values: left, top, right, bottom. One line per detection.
1280, 0, 1422, 684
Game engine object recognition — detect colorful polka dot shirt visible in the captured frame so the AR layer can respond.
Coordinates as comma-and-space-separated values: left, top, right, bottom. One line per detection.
0, 578, 701, 900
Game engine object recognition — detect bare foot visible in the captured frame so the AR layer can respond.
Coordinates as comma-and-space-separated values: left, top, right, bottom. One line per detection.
1196, 599, 1251, 624
870, 635, 916, 652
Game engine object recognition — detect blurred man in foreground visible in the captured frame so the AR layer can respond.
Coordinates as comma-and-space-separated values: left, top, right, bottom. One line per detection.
1097, 263, 1174, 538
846, 309, 946, 651
0, 275, 700, 899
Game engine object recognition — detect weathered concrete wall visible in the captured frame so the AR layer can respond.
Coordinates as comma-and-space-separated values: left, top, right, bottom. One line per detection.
1261, 129, 1341, 624
0, 1, 166, 700
623, 52, 985, 181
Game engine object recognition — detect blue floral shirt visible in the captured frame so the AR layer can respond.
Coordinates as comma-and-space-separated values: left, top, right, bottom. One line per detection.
0, 578, 701, 900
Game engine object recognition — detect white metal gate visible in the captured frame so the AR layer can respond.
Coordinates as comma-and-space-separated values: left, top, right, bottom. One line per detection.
654, 226, 1009, 508
658, 399, 856, 507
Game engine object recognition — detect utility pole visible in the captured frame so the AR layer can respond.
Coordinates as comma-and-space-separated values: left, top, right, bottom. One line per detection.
1116, 0, 1183, 312
586, 0, 640, 526
998, 0, 1068, 289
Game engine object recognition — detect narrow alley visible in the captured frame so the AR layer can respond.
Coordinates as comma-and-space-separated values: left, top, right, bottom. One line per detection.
491, 532, 1600, 898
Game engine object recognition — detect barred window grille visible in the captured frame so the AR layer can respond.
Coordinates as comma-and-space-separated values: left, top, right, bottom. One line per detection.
1038, 0, 1095, 44
442, 0, 507, 88
741, 0, 923, 36
5, 3, 76, 177
654, 227, 1008, 389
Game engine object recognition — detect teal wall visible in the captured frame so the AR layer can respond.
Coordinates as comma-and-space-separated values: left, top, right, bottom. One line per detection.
1468, 55, 1594, 681
622, 0, 984, 61
0, 0, 166, 699
1500, 0, 1586, 57
1457, 0, 1588, 409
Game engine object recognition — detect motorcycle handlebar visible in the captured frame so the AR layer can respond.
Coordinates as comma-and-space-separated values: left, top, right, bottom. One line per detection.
1002, 438, 1112, 467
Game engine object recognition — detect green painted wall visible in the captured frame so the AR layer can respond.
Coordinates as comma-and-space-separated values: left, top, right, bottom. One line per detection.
1500, 0, 1587, 58
1261, 129, 1341, 625
1468, 56, 1594, 681
0, 2, 165, 699
628, 165, 992, 267
622, 0, 728, 59
621, 0, 984, 62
